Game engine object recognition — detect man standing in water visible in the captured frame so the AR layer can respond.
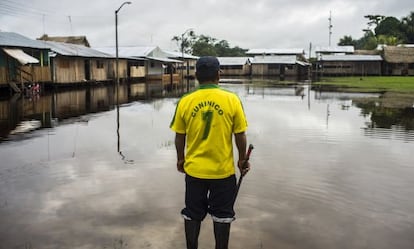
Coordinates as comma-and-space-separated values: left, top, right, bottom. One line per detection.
170, 56, 250, 249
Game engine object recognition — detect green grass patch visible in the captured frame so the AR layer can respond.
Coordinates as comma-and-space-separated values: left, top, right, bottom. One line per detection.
315, 76, 414, 93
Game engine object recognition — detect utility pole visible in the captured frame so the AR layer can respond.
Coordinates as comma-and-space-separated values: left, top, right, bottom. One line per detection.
328, 11, 333, 46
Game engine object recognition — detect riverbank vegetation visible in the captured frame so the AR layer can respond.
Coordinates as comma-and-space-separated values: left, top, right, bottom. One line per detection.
314, 76, 414, 93
315, 76, 414, 108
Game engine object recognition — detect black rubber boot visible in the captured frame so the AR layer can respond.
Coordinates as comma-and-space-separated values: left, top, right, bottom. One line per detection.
184, 219, 201, 249
213, 222, 231, 249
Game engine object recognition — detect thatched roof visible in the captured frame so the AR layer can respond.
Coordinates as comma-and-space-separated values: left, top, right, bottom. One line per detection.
383, 46, 414, 63
37, 34, 90, 47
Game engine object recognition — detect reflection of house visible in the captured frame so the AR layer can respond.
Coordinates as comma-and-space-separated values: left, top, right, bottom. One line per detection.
218, 57, 251, 76
45, 41, 116, 84
319, 55, 383, 76
382, 46, 414, 76
0, 32, 52, 92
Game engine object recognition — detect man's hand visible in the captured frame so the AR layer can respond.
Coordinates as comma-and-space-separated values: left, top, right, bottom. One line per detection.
238, 159, 250, 176
177, 159, 185, 173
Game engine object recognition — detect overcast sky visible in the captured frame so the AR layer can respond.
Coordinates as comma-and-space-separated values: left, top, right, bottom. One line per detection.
1, 0, 413, 52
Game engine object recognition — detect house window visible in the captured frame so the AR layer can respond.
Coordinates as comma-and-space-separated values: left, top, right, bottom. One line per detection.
150, 62, 155, 68
221, 65, 243, 70
408, 63, 414, 70
96, 60, 104, 69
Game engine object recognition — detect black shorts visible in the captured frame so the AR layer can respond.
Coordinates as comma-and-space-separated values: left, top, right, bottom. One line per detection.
181, 174, 236, 223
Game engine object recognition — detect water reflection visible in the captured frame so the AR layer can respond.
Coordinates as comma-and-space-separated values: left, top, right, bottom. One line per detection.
1, 81, 414, 249
0, 82, 189, 142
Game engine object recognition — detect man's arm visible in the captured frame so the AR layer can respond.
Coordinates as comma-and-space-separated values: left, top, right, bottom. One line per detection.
175, 133, 186, 173
234, 132, 250, 175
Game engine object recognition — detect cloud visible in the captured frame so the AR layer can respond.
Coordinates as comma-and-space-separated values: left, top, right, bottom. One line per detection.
1, 0, 413, 51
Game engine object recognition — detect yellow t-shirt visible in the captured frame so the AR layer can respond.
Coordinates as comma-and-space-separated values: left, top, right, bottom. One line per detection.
170, 84, 248, 179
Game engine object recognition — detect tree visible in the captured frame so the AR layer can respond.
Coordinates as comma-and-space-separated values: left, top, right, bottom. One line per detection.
192, 35, 218, 56
401, 11, 414, 43
172, 32, 247, 57
171, 30, 196, 54
364, 14, 385, 32
355, 31, 377, 50
377, 35, 400, 45
375, 16, 406, 42
338, 35, 356, 46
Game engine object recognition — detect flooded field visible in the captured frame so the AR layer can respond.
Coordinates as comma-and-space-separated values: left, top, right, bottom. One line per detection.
1, 81, 414, 249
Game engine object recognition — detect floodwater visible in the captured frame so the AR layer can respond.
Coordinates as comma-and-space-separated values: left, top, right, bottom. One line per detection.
0, 81, 414, 249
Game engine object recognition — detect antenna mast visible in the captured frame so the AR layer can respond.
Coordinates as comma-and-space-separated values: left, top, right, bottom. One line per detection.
328, 11, 333, 46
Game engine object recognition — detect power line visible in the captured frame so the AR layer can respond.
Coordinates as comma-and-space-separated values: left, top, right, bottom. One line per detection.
0, 1, 110, 19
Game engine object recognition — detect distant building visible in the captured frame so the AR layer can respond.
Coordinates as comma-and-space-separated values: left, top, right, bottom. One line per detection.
382, 46, 414, 76
246, 48, 309, 79
95, 46, 183, 88
314, 46, 355, 59
251, 55, 310, 79
163, 50, 198, 79
319, 55, 383, 76
217, 57, 251, 76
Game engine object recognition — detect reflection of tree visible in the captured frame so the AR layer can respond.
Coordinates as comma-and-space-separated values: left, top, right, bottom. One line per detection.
355, 101, 414, 130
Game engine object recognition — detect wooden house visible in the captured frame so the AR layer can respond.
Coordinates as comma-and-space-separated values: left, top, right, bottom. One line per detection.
95, 46, 182, 82
0, 32, 51, 92
319, 55, 383, 76
164, 50, 198, 79
314, 46, 355, 59
45, 41, 118, 84
217, 57, 251, 76
250, 55, 309, 79
247, 48, 309, 79
382, 46, 414, 76
95, 46, 182, 88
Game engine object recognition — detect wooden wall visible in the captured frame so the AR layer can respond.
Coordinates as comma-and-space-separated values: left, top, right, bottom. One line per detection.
20, 66, 51, 82
53, 57, 85, 83
0, 67, 7, 84
53, 57, 113, 83
251, 64, 298, 76
130, 66, 146, 78
322, 61, 382, 76
220, 64, 250, 76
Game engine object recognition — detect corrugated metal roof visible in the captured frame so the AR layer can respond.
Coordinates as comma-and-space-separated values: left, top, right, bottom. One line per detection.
147, 56, 183, 63
321, 55, 383, 61
94, 46, 183, 63
218, 57, 251, 66
251, 55, 297, 64
163, 50, 199, 60
46, 41, 112, 58
0, 32, 49, 49
247, 48, 304, 55
94, 46, 157, 57
315, 46, 354, 53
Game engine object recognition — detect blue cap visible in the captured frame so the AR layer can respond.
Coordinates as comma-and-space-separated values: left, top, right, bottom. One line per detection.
196, 56, 220, 72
